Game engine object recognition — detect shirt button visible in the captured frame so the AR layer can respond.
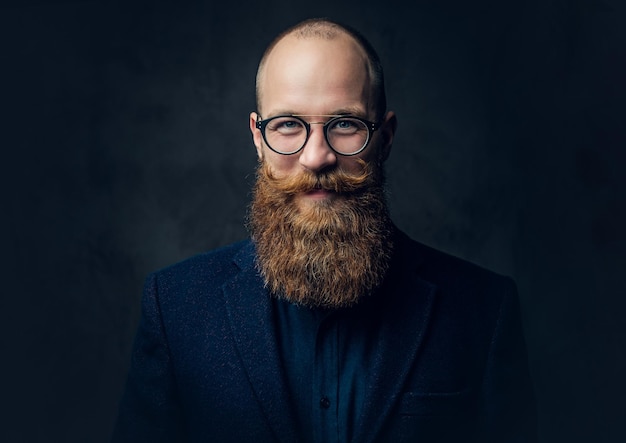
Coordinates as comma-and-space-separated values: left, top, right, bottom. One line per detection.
320, 396, 331, 409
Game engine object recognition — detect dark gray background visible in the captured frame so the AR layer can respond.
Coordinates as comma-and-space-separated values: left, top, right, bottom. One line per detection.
1, 0, 624, 442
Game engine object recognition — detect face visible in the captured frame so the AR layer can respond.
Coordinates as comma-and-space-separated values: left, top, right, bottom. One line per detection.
249, 33, 396, 209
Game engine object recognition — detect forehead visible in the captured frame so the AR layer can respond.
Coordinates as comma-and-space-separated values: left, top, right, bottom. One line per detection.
258, 34, 372, 116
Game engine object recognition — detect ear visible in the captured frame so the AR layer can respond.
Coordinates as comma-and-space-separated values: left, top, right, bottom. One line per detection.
249, 112, 264, 160
378, 111, 397, 162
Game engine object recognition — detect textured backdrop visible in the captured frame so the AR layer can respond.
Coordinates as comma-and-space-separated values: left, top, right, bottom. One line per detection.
1, 0, 624, 442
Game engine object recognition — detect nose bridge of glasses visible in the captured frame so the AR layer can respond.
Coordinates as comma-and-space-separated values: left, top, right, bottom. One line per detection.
304, 120, 332, 150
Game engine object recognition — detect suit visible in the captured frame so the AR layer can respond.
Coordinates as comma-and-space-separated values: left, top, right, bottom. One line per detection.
112, 230, 537, 442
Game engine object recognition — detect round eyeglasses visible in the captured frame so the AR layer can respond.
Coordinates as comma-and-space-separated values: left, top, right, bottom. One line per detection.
255, 114, 381, 156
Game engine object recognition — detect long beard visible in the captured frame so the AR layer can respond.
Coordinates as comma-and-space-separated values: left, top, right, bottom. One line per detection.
247, 160, 394, 309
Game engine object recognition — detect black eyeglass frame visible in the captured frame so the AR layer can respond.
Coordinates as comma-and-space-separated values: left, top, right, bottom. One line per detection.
255, 114, 382, 156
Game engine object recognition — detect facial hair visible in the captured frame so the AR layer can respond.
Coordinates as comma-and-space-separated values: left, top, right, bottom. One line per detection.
247, 159, 394, 309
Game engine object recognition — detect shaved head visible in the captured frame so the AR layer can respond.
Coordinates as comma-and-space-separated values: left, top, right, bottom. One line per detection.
255, 18, 387, 120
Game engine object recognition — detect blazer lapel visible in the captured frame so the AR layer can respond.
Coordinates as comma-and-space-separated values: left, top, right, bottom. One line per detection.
222, 243, 299, 443
354, 239, 438, 443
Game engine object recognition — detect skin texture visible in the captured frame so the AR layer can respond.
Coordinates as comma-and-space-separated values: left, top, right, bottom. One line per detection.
249, 32, 397, 209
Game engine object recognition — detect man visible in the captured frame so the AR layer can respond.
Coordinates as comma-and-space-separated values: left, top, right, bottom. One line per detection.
112, 18, 537, 443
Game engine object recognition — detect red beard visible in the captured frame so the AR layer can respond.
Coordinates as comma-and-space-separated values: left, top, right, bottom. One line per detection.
247, 160, 394, 309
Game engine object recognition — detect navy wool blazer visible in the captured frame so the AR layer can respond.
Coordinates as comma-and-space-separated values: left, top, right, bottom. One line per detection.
112, 230, 537, 442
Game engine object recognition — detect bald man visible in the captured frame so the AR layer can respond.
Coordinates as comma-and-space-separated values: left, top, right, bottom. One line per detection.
112, 18, 537, 443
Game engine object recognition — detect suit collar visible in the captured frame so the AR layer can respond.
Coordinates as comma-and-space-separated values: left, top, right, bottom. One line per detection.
354, 232, 437, 443
223, 242, 299, 442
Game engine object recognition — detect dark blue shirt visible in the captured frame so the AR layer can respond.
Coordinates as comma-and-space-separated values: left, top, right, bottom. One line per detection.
273, 291, 386, 443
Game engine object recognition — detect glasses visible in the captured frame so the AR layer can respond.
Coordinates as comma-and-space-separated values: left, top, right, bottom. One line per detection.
255, 114, 381, 156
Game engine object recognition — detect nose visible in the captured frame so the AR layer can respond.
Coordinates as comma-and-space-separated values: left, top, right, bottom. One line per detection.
298, 123, 337, 172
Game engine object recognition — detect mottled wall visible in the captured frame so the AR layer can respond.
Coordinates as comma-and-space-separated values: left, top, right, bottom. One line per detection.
1, 0, 624, 442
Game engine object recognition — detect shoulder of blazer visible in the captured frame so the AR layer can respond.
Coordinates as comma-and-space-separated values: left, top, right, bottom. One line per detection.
393, 230, 516, 315
398, 230, 512, 284
147, 239, 255, 293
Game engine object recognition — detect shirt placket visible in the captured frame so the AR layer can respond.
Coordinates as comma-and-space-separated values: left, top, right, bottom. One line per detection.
312, 314, 339, 443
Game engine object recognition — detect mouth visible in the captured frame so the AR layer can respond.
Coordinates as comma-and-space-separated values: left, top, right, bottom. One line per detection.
303, 188, 333, 200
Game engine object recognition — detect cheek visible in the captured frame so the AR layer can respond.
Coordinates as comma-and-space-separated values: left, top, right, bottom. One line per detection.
362, 138, 387, 164
336, 158, 365, 174
341, 143, 382, 170
263, 149, 300, 174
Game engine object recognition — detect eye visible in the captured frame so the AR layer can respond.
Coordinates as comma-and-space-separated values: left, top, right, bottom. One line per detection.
267, 117, 305, 135
328, 118, 362, 135
335, 119, 354, 129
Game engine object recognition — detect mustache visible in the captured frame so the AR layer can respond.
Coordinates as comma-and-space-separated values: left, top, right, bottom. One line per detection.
259, 159, 375, 195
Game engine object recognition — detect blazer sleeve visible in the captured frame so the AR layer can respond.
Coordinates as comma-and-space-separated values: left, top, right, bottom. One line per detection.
482, 279, 538, 442
111, 273, 187, 443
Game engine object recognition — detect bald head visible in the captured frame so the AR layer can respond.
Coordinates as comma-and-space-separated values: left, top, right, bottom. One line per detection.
255, 18, 387, 120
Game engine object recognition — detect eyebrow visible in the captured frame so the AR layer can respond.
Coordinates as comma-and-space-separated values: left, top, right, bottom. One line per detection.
266, 107, 367, 118
291, 114, 349, 118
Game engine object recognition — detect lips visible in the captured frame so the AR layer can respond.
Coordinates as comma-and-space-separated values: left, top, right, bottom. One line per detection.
302, 187, 334, 200
307, 182, 329, 193
307, 188, 330, 195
